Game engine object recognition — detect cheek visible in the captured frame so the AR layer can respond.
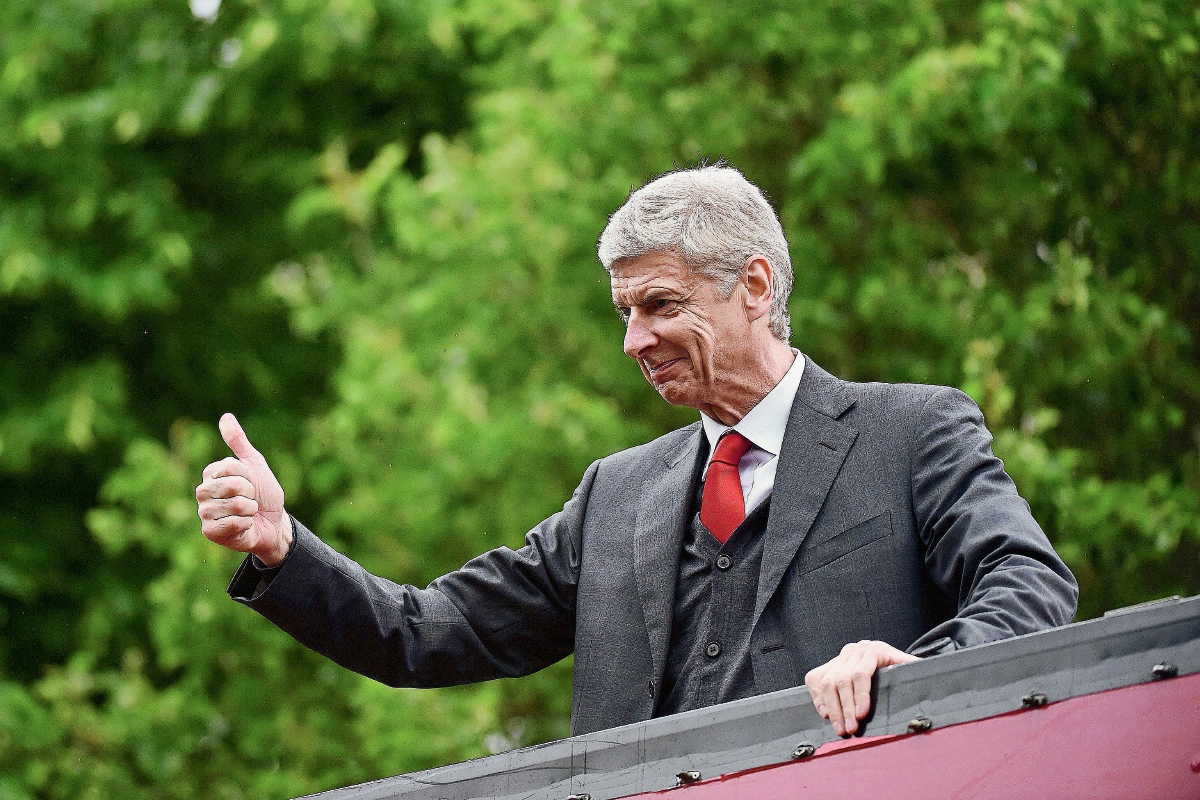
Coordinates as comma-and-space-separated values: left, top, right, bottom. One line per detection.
679, 318, 717, 361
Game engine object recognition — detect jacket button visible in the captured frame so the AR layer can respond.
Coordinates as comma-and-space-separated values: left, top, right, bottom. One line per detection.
716, 554, 731, 570
706, 642, 721, 658
648, 680, 655, 697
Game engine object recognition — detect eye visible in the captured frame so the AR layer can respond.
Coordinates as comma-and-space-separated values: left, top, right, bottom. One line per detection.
653, 299, 679, 314
616, 305, 631, 322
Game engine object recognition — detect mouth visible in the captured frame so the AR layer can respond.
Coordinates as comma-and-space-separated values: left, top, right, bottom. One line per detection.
645, 358, 684, 383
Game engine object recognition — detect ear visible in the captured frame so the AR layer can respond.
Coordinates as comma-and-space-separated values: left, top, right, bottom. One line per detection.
741, 255, 774, 323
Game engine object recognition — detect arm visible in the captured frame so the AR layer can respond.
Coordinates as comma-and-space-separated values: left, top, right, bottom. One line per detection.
197, 412, 592, 687
228, 502, 585, 686
807, 387, 1078, 737
908, 387, 1078, 651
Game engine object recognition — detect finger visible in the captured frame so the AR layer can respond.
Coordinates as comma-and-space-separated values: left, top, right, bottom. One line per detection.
805, 667, 832, 718
203, 457, 252, 482
835, 673, 858, 735
879, 645, 921, 667
201, 515, 255, 547
816, 671, 843, 735
196, 475, 256, 503
808, 689, 829, 720
219, 413, 265, 466
198, 496, 259, 522
852, 663, 874, 721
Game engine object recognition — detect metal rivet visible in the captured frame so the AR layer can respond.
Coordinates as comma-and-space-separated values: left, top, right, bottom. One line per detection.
907, 716, 933, 733
1152, 662, 1178, 679
675, 771, 702, 786
1022, 691, 1048, 708
792, 742, 816, 759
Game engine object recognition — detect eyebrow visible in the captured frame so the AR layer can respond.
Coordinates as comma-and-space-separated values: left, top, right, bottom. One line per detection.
611, 286, 678, 307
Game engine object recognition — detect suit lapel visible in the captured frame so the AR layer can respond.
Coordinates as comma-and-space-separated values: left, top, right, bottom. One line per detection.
754, 358, 859, 623
634, 424, 703, 684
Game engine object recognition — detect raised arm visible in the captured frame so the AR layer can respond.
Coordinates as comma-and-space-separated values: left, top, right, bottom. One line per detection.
197, 409, 593, 688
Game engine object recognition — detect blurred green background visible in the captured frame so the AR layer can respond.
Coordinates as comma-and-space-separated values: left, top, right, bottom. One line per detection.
1, 0, 1198, 796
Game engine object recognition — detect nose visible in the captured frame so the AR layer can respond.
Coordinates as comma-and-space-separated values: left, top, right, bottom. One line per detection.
623, 310, 657, 359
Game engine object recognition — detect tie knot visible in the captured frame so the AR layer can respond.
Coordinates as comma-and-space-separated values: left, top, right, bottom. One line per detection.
712, 431, 752, 467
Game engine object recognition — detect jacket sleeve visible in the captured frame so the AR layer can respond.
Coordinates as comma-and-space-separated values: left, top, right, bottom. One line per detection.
227, 460, 600, 687
906, 387, 1078, 655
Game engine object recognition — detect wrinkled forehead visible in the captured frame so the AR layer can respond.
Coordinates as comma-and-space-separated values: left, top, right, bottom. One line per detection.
608, 251, 700, 301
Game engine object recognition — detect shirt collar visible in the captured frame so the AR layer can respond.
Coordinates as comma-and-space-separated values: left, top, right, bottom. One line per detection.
701, 349, 805, 457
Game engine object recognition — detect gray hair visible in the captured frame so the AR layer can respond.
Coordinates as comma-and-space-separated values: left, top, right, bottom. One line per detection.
598, 164, 793, 342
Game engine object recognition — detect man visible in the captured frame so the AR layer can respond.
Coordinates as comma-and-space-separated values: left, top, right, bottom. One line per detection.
196, 165, 1077, 740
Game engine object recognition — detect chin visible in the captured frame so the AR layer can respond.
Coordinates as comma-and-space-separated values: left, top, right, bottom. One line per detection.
653, 383, 698, 410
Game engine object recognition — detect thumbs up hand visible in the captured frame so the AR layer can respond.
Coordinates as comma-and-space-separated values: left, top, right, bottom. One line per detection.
196, 413, 294, 566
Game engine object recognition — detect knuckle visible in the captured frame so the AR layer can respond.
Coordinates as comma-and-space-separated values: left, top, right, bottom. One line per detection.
204, 516, 247, 543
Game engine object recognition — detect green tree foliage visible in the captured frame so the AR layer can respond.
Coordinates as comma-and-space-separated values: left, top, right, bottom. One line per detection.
1, 0, 1197, 796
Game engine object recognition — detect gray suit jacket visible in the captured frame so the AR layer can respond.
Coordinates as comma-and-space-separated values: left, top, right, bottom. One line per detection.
231, 357, 1078, 735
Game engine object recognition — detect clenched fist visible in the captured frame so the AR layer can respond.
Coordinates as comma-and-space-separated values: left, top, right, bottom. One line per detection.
196, 413, 293, 566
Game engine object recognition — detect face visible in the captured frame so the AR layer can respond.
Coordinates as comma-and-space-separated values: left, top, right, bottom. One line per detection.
610, 251, 754, 416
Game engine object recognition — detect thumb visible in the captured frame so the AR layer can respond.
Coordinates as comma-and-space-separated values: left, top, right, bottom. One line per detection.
219, 413, 265, 466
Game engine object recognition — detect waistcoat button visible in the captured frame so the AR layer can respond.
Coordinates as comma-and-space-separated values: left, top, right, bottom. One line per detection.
706, 642, 721, 658
716, 554, 732, 570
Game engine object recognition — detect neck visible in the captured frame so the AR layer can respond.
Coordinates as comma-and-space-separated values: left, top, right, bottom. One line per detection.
699, 338, 795, 426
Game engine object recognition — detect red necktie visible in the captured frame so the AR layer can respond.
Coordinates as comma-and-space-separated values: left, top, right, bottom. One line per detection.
701, 431, 752, 544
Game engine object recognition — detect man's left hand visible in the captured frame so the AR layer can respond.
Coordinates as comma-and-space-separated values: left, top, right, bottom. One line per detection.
804, 640, 919, 737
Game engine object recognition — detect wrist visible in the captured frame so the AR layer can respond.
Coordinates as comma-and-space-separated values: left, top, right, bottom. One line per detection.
255, 513, 294, 567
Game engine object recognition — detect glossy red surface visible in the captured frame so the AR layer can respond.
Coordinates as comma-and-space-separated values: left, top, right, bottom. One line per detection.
620, 672, 1200, 800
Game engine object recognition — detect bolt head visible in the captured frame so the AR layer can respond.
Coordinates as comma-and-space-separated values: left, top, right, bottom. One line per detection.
792, 742, 816, 759
907, 716, 933, 733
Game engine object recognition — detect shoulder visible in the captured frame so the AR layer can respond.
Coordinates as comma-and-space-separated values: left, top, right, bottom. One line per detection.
584, 421, 701, 489
799, 358, 984, 434
599, 421, 701, 469
847, 380, 976, 418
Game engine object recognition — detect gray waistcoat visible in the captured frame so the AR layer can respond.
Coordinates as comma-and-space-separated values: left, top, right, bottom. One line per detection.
655, 482, 773, 717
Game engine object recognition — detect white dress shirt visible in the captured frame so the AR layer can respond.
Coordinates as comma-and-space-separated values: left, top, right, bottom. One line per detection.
700, 350, 805, 514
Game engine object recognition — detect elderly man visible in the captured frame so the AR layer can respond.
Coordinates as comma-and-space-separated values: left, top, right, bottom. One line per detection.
196, 164, 1077, 739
